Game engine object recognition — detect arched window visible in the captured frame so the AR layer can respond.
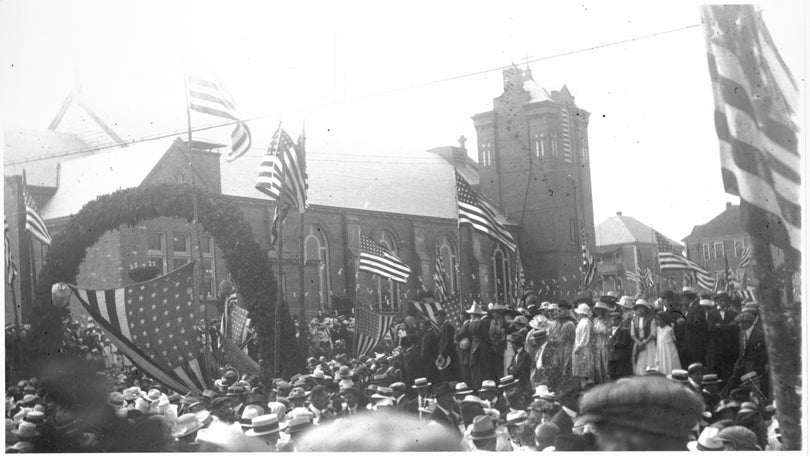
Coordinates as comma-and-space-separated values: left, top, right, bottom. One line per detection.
437, 235, 458, 294
491, 244, 511, 304
305, 225, 331, 310
376, 229, 401, 311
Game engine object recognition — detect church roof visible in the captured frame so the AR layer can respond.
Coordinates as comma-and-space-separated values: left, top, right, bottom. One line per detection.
523, 79, 554, 103
595, 212, 680, 248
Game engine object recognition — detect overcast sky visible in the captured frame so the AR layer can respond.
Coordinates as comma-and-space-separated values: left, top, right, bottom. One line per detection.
0, 0, 804, 242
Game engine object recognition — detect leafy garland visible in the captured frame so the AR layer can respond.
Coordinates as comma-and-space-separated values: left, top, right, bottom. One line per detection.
31, 183, 304, 382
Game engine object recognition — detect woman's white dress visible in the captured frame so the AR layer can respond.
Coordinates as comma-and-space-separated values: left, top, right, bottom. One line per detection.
656, 324, 682, 375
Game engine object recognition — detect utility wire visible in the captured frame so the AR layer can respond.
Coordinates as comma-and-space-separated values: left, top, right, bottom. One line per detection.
6, 21, 702, 167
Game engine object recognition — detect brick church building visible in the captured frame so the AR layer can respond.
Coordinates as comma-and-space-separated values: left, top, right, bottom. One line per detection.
5, 65, 595, 325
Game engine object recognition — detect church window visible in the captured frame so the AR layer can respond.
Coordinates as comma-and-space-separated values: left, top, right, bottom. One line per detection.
437, 236, 458, 293
305, 224, 332, 309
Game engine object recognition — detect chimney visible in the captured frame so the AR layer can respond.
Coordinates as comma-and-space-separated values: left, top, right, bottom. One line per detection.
616, 211, 623, 216
454, 136, 468, 168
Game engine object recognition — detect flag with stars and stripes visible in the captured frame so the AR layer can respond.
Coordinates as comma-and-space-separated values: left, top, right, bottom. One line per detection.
655, 230, 687, 270
737, 247, 752, 269
701, 5, 801, 263
187, 76, 252, 161
255, 125, 308, 213
69, 262, 212, 394
412, 292, 462, 329
354, 306, 396, 357
455, 170, 516, 252
359, 234, 410, 284
22, 173, 52, 245
433, 244, 450, 302
579, 229, 596, 291
5, 216, 18, 286
220, 293, 250, 347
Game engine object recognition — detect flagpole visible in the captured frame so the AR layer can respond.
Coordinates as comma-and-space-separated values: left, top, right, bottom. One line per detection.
273, 133, 288, 378
297, 123, 307, 347
184, 75, 213, 377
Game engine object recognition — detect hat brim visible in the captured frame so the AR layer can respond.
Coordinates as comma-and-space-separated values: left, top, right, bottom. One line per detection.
244, 422, 288, 436
412, 383, 432, 389
469, 431, 498, 441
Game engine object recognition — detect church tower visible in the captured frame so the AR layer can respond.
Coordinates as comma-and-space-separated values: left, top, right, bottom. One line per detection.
472, 65, 595, 297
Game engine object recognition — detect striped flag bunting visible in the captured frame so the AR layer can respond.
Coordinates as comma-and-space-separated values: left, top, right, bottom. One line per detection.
701, 6, 801, 261
560, 107, 573, 163
455, 170, 516, 252
69, 262, 211, 394
187, 76, 252, 161
255, 125, 309, 213
4, 216, 18, 286
579, 229, 596, 291
355, 306, 396, 357
655, 230, 686, 271
219, 293, 250, 347
22, 174, 52, 245
737, 247, 752, 269
359, 234, 410, 284
433, 244, 450, 301
412, 292, 462, 329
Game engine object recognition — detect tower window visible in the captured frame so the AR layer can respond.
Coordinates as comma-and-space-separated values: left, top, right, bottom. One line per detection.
480, 142, 492, 166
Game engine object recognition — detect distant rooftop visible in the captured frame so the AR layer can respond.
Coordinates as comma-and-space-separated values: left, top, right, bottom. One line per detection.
595, 211, 681, 248
683, 203, 744, 242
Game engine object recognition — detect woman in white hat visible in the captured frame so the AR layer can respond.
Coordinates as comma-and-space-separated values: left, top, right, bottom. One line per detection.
630, 299, 658, 376
591, 301, 612, 385
572, 303, 596, 388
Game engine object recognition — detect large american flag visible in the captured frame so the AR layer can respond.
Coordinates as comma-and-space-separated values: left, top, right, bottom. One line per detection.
220, 293, 250, 347
412, 292, 462, 329
22, 174, 52, 245
655, 230, 686, 270
4, 216, 18, 286
359, 234, 410, 284
355, 306, 396, 357
69, 262, 211, 394
579, 229, 596, 291
701, 6, 801, 262
433, 244, 450, 301
255, 126, 308, 213
187, 76, 252, 161
455, 170, 516, 252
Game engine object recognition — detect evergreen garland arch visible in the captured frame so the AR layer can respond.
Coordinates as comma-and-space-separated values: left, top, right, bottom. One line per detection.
31, 183, 304, 381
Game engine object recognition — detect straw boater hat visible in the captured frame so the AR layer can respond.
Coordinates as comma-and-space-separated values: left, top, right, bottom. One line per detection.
699, 299, 715, 307
687, 426, 724, 451
701, 374, 722, 385
498, 375, 519, 390
593, 301, 611, 311
245, 414, 287, 437
633, 299, 651, 309
412, 378, 432, 390
533, 384, 556, 401
172, 413, 204, 439
461, 395, 490, 408
479, 380, 498, 394
547, 303, 560, 311
284, 415, 313, 435
667, 369, 689, 383
506, 410, 528, 426
454, 382, 474, 396
681, 286, 698, 296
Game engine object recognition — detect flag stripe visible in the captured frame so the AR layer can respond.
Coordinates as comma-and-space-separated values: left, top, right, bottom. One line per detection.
114, 288, 131, 341
5, 217, 18, 286
255, 126, 308, 211
104, 289, 121, 332
358, 234, 410, 283
188, 76, 252, 162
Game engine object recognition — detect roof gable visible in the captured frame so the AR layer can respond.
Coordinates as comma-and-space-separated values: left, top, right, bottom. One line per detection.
683, 204, 744, 241
596, 213, 680, 248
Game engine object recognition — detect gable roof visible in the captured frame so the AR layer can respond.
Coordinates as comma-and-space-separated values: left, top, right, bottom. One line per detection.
683, 204, 744, 241
4, 128, 89, 187
595, 212, 681, 248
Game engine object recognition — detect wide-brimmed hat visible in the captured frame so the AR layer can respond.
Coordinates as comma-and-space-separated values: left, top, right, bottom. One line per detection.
619, 296, 635, 309
667, 369, 689, 383
594, 301, 611, 311
337, 365, 352, 379
546, 303, 560, 311
173, 413, 204, 438
461, 395, 489, 407
533, 385, 556, 401
716, 426, 761, 450
498, 375, 519, 390
246, 414, 287, 436
529, 316, 546, 330
146, 388, 161, 402
513, 315, 529, 327
701, 374, 722, 385
479, 380, 498, 393
465, 304, 487, 315
687, 425, 724, 451
633, 299, 651, 309
412, 378, 432, 389
284, 415, 313, 435
574, 303, 592, 316
240, 405, 265, 431
506, 410, 528, 426
454, 382, 473, 396
469, 415, 497, 440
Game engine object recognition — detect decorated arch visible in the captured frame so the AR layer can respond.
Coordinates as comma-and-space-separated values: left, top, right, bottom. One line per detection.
30, 183, 304, 380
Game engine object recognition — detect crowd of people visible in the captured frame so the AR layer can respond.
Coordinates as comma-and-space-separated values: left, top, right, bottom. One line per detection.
5, 287, 787, 451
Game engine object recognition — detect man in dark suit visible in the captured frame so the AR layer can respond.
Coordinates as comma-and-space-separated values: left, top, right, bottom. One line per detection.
419, 319, 440, 384
400, 335, 424, 388
606, 311, 634, 380
429, 382, 462, 441
730, 312, 769, 397
549, 384, 581, 435
683, 292, 711, 367
435, 310, 459, 382
706, 292, 739, 383
506, 330, 532, 396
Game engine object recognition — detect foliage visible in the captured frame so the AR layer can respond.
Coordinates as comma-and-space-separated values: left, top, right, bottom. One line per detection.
30, 183, 304, 382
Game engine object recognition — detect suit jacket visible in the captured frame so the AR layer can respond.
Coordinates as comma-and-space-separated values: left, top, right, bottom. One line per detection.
606, 325, 633, 361
737, 324, 767, 375
549, 408, 574, 435
430, 405, 462, 439
438, 320, 457, 360
707, 309, 739, 355
507, 348, 532, 391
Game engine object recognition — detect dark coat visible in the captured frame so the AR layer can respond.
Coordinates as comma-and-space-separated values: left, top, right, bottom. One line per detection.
420, 328, 441, 384
734, 324, 768, 380
606, 325, 634, 379
684, 300, 710, 366
401, 346, 424, 388
549, 408, 574, 435
707, 308, 739, 380
507, 348, 533, 394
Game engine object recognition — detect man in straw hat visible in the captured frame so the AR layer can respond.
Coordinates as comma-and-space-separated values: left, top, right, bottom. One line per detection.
683, 290, 710, 367
460, 302, 491, 390
429, 382, 462, 439
577, 375, 704, 450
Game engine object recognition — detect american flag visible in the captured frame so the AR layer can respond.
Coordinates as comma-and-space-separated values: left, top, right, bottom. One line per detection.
433, 244, 450, 301
455, 170, 516, 252
701, 6, 801, 262
269, 203, 290, 247
560, 107, 573, 164
220, 293, 250, 346
412, 292, 462, 329
69, 262, 211, 394
579, 229, 596, 291
359, 234, 410, 284
4, 216, 18, 286
187, 76, 252, 161
737, 247, 752, 269
355, 306, 396, 357
655, 230, 687, 270
255, 126, 308, 213
22, 174, 52, 245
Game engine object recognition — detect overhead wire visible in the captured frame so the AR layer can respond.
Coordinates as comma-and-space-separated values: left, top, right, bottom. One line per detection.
5, 21, 703, 167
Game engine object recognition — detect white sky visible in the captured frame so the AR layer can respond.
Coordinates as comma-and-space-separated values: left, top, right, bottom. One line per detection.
0, 0, 805, 242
